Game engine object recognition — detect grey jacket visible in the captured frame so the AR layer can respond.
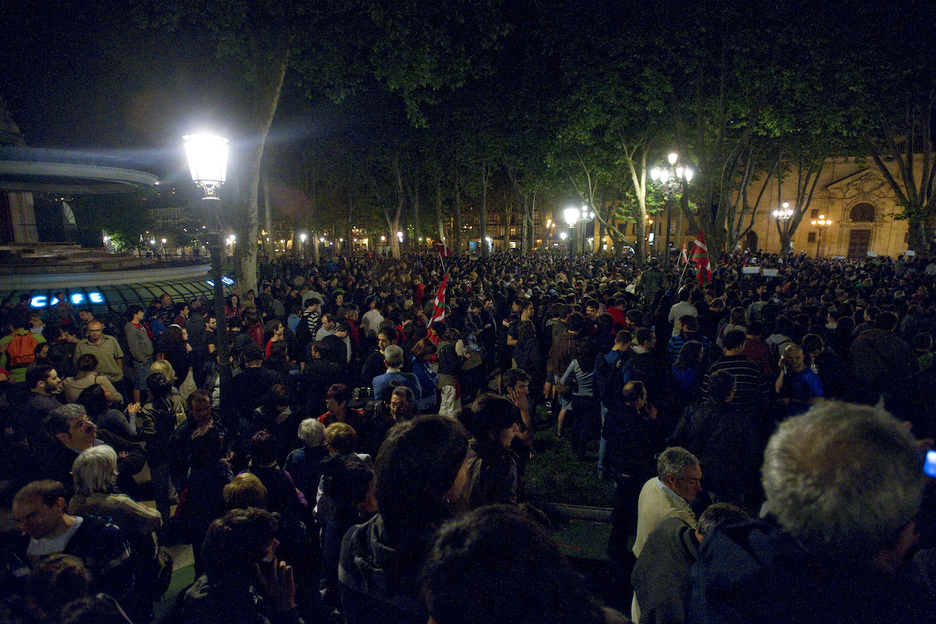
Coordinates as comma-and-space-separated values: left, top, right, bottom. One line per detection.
125, 321, 154, 362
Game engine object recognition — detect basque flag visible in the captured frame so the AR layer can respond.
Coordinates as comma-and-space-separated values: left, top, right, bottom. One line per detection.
428, 272, 449, 327
690, 230, 713, 286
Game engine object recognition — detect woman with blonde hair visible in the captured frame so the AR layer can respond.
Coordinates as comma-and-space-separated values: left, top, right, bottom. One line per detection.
149, 358, 176, 384
223, 472, 268, 510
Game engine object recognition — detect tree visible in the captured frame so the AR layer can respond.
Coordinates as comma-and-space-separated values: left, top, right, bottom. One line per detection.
835, 2, 936, 252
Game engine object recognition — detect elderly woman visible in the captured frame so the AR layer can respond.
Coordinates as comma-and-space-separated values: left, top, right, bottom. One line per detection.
63, 353, 123, 405
69, 444, 162, 536
284, 418, 328, 501
68, 445, 163, 620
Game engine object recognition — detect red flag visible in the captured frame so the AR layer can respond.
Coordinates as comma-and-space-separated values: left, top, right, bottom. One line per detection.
690, 230, 713, 286
428, 272, 449, 327
433, 239, 452, 256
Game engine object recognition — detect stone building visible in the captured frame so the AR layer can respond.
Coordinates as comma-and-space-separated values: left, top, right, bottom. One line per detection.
741, 157, 916, 259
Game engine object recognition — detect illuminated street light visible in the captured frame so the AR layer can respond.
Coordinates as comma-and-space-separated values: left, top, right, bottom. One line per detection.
183, 134, 228, 199
184, 131, 231, 396
772, 201, 794, 220
811, 214, 832, 258
649, 151, 693, 262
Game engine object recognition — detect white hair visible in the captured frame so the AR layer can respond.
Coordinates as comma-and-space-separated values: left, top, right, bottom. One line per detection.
297, 418, 325, 447
72, 445, 118, 496
656, 447, 699, 480
762, 401, 924, 557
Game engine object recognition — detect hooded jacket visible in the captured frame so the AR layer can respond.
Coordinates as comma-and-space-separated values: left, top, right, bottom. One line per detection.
339, 514, 428, 624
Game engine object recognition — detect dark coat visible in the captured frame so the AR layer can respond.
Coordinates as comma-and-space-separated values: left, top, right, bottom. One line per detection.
690, 517, 935, 624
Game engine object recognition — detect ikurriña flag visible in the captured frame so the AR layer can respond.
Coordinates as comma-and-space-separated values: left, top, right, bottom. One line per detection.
690, 230, 713, 286
428, 272, 449, 327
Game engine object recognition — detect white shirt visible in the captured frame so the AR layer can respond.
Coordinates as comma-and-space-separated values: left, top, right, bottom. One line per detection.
361, 310, 385, 337
27, 516, 83, 562
668, 301, 698, 336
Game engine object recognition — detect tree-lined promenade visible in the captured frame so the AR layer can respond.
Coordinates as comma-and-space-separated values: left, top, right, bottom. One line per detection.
7, 0, 936, 291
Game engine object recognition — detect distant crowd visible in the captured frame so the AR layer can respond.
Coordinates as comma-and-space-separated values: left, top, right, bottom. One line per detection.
2, 248, 936, 623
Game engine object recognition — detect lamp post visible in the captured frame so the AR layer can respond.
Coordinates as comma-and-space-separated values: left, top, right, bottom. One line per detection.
563, 207, 580, 253
810, 214, 832, 258
184, 133, 232, 397
650, 152, 694, 264
562, 205, 596, 254
772, 201, 794, 254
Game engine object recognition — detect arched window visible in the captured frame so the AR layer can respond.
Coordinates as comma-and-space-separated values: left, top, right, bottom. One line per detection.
849, 203, 875, 222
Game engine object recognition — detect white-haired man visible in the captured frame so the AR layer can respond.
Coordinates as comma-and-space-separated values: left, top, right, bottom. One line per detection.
690, 401, 933, 623
632, 446, 702, 623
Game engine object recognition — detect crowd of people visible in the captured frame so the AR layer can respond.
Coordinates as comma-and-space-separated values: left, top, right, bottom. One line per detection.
1, 247, 936, 623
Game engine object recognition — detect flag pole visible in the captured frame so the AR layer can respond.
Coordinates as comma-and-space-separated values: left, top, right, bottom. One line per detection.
679, 255, 691, 286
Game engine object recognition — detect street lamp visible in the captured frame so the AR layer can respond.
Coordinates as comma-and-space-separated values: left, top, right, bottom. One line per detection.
563, 207, 579, 254
563, 206, 596, 253
810, 214, 832, 258
772, 201, 794, 254
184, 132, 232, 397
772, 201, 794, 221
649, 152, 694, 263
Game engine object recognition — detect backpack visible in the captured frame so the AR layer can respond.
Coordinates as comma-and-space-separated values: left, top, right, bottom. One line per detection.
595, 349, 627, 406
7, 332, 39, 368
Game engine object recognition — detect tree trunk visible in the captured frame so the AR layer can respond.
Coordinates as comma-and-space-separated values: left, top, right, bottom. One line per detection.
524, 193, 536, 254
503, 200, 512, 251
480, 162, 489, 257
453, 157, 462, 254
412, 183, 421, 253
236, 45, 290, 296
389, 155, 405, 259
345, 190, 354, 258
907, 216, 929, 253
435, 174, 446, 245
262, 173, 275, 260
520, 195, 529, 255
